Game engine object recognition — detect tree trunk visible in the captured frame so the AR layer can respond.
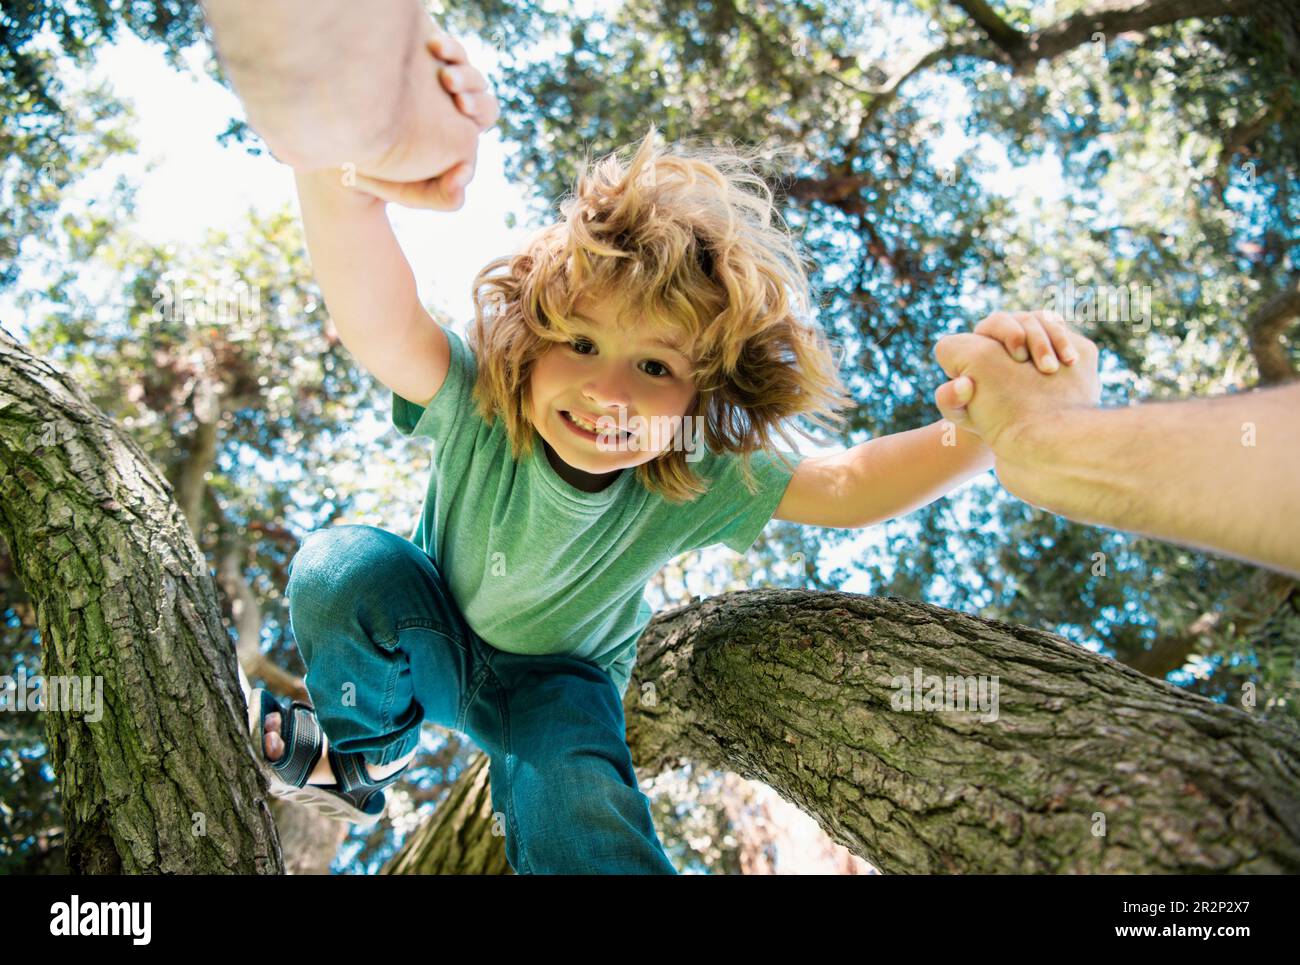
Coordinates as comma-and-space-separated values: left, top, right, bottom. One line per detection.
385, 589, 1300, 874
0, 325, 282, 873
270, 798, 350, 875
382, 753, 512, 874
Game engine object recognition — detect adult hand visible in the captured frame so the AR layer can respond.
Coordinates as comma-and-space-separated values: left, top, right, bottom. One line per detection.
347, 31, 500, 210
932, 311, 1102, 456
930, 311, 1300, 579
202, 2, 483, 186
347, 28, 486, 188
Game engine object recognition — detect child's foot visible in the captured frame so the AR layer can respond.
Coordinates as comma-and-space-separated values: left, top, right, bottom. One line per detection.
262, 711, 415, 785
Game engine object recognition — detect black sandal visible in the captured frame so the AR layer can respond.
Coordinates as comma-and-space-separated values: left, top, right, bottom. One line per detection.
247, 687, 409, 827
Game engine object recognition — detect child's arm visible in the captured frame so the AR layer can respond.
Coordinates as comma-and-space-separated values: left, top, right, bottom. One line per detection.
290, 35, 496, 407
772, 419, 994, 528
294, 169, 449, 407
773, 312, 1072, 528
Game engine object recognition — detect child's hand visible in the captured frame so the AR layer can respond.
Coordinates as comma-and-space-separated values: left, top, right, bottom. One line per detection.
971, 310, 1079, 374
346, 31, 499, 211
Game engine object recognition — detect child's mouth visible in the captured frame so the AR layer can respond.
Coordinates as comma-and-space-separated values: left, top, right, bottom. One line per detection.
562, 410, 627, 441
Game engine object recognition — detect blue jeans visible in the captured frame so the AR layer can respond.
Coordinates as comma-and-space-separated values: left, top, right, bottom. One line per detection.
284, 524, 677, 875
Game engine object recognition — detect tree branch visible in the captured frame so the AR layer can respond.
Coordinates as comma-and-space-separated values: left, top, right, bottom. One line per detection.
1246, 274, 1300, 385
1021, 0, 1260, 71
1126, 569, 1296, 677
625, 589, 1300, 873
859, 0, 1261, 125
205, 488, 309, 702
951, 0, 1027, 57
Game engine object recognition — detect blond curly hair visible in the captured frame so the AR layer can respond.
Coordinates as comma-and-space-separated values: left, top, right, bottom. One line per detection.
465, 124, 853, 504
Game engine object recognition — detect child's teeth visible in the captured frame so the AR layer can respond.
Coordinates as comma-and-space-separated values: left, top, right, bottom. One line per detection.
568, 411, 619, 434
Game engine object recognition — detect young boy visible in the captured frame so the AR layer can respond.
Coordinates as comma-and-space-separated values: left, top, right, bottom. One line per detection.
247, 35, 1083, 873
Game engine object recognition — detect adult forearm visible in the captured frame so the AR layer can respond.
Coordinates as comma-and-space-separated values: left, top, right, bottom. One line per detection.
201, 0, 428, 170
994, 385, 1300, 577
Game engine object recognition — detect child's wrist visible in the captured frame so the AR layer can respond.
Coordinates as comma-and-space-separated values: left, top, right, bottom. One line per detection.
956, 425, 995, 462
295, 166, 385, 211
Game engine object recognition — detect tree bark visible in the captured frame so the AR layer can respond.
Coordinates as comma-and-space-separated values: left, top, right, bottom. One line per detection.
381, 753, 512, 875
385, 588, 1300, 874
624, 590, 1300, 873
0, 325, 282, 873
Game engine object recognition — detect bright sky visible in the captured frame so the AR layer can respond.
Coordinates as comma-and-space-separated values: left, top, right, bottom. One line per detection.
98, 31, 529, 329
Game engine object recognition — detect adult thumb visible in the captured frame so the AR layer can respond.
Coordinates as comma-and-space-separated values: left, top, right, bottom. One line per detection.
934, 332, 985, 380
405, 162, 471, 210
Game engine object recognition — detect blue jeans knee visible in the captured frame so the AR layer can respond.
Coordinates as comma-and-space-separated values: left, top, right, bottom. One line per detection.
284, 525, 470, 768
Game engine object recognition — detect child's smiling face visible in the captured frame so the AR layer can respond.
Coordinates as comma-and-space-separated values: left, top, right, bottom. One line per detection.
526, 295, 699, 492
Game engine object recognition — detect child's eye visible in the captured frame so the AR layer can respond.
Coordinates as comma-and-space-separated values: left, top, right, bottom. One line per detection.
567, 339, 676, 379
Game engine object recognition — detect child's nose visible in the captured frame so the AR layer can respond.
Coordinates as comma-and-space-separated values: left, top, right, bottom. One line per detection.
580, 381, 631, 408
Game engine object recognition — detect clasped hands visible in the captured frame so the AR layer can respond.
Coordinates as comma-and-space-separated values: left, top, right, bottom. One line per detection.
934, 310, 1102, 476
313, 28, 500, 209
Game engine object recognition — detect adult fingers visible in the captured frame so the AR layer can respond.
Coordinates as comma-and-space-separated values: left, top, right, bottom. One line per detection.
452, 90, 500, 129
1017, 312, 1059, 373
973, 312, 1029, 362
473, 89, 500, 128
1063, 329, 1099, 369
1042, 313, 1079, 364
1064, 331, 1103, 403
439, 62, 488, 94
434, 51, 498, 129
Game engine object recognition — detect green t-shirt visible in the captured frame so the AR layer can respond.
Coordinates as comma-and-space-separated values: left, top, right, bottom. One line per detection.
390, 325, 803, 700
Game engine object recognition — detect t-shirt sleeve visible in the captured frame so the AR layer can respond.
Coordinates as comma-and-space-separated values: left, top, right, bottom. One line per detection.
391, 324, 474, 444
682, 446, 804, 555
